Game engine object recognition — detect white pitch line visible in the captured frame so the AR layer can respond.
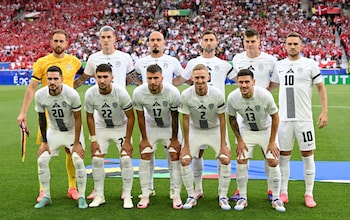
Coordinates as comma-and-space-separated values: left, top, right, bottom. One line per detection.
313, 105, 350, 109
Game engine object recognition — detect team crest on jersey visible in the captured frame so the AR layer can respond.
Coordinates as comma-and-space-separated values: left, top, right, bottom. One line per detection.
297, 68, 303, 74
254, 105, 260, 112
209, 103, 214, 110
258, 64, 263, 71
214, 65, 220, 72
162, 101, 168, 107
115, 61, 121, 68
112, 102, 118, 108
61, 101, 66, 108
163, 63, 168, 69
66, 64, 71, 71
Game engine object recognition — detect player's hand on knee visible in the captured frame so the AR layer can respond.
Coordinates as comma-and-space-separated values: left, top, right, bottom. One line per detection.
139, 138, 152, 153
267, 142, 279, 159
180, 145, 192, 166
91, 142, 102, 156
38, 142, 50, 157
236, 141, 247, 159
72, 142, 84, 158
121, 141, 133, 157
168, 138, 181, 154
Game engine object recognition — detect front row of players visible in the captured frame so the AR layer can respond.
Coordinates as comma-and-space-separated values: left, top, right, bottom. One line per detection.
34, 63, 284, 211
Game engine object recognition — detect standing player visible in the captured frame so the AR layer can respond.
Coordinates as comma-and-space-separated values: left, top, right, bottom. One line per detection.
76, 25, 135, 88
134, 31, 184, 199
270, 32, 328, 208
17, 29, 90, 202
84, 64, 135, 209
227, 69, 285, 212
230, 28, 277, 201
133, 64, 182, 209
173, 30, 234, 199
83, 25, 135, 200
134, 31, 184, 84
179, 64, 231, 210
34, 66, 87, 209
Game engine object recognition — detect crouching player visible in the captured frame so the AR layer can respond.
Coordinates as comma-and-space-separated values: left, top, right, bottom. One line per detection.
34, 66, 87, 209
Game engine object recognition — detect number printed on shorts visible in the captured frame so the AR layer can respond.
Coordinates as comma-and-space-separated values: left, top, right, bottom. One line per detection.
302, 131, 313, 142
118, 136, 125, 146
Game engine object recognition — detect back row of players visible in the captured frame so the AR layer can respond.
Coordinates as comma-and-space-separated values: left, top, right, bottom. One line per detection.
17, 27, 328, 211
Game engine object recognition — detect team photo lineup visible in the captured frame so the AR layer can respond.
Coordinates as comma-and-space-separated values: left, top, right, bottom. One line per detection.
7, 0, 349, 214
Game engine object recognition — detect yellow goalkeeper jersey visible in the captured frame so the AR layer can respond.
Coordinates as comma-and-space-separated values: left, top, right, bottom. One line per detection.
31, 53, 83, 87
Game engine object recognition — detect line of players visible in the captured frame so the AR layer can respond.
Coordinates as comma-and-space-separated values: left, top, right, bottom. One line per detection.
17, 26, 328, 211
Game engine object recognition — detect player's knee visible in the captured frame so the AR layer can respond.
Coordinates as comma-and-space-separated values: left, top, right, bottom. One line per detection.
92, 156, 104, 168
140, 152, 152, 160
72, 152, 84, 169
219, 154, 231, 165
267, 159, 278, 167
120, 155, 132, 168
169, 152, 179, 161
237, 159, 248, 164
280, 150, 292, 156
181, 155, 192, 166
38, 152, 51, 168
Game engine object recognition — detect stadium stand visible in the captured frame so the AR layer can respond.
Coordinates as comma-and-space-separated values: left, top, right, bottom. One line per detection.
0, 0, 349, 70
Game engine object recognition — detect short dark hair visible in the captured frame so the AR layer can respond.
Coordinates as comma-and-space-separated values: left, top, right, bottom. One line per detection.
244, 28, 260, 38
201, 30, 217, 39
47, 66, 62, 76
286, 32, 302, 41
52, 29, 68, 39
146, 64, 162, 74
237, 69, 254, 79
96, 63, 113, 74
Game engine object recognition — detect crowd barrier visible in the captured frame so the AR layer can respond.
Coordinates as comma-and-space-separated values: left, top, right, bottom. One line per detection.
0, 69, 348, 85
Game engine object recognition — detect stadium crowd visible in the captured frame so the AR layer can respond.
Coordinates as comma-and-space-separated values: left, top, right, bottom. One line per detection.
0, 0, 349, 66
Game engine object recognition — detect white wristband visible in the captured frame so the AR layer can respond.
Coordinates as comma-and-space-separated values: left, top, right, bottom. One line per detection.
89, 135, 97, 142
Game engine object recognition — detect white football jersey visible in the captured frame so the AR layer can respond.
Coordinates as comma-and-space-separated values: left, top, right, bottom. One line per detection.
227, 86, 278, 131
134, 54, 183, 84
179, 86, 226, 129
182, 56, 234, 95
271, 57, 322, 121
133, 82, 180, 128
84, 84, 133, 128
35, 84, 81, 131
232, 51, 276, 88
85, 50, 134, 87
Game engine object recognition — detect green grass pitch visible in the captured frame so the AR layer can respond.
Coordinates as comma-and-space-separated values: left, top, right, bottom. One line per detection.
0, 84, 349, 219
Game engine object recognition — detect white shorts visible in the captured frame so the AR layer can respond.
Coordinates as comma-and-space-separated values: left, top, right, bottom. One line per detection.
239, 128, 278, 160
188, 126, 230, 158
95, 125, 129, 155
278, 121, 316, 151
47, 128, 85, 156
142, 125, 182, 154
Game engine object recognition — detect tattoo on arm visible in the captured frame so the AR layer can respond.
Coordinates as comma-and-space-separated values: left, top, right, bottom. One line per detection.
126, 70, 142, 86
229, 115, 241, 138
38, 112, 47, 142
74, 74, 90, 89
